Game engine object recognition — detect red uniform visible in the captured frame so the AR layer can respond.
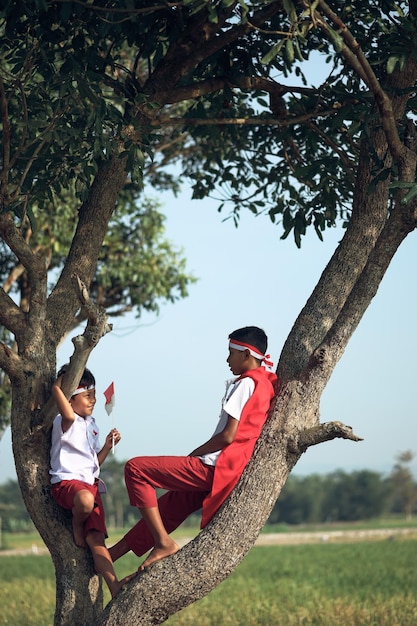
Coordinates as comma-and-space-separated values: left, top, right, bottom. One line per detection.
123, 366, 277, 557
201, 366, 276, 527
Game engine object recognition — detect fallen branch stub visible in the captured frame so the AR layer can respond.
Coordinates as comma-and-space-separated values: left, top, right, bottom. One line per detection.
288, 420, 364, 454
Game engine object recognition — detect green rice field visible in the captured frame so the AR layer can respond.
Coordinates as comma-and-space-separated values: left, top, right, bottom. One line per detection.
0, 534, 416, 625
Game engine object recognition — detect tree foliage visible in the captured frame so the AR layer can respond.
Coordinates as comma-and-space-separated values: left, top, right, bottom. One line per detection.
2, 0, 415, 245
1, 0, 417, 624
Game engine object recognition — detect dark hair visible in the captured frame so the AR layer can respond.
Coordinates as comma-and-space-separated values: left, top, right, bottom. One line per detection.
57, 365, 96, 391
228, 326, 268, 356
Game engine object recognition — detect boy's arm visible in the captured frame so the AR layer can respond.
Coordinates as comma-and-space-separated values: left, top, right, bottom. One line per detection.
97, 429, 121, 465
189, 415, 238, 457
51, 376, 75, 433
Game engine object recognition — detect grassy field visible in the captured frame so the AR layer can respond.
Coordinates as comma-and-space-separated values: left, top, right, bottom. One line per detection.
0, 531, 416, 625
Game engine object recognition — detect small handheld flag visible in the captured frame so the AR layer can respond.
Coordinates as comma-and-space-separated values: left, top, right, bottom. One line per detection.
104, 382, 115, 453
104, 382, 115, 415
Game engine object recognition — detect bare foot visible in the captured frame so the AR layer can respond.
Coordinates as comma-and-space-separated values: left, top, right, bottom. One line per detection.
140, 540, 179, 570
109, 572, 139, 598
72, 518, 86, 547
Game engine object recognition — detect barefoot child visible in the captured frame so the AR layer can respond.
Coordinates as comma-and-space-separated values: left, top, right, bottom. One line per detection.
109, 326, 277, 571
50, 366, 129, 597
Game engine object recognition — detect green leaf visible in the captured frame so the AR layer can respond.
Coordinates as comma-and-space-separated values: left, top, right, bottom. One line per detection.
282, 0, 297, 23
261, 40, 285, 65
285, 39, 295, 64
387, 56, 399, 74
401, 184, 417, 205
327, 27, 344, 53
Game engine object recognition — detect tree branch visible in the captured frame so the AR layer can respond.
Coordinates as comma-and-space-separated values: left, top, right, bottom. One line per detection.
41, 275, 112, 425
46, 154, 127, 346
288, 420, 363, 454
140, 1, 282, 105
0, 213, 43, 274
306, 120, 356, 182
0, 77, 11, 191
0, 341, 22, 382
316, 188, 417, 375
153, 113, 337, 127
0, 288, 25, 337
163, 75, 315, 105
315, 0, 408, 163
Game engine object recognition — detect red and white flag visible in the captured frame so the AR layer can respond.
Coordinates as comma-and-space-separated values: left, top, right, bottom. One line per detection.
104, 382, 115, 415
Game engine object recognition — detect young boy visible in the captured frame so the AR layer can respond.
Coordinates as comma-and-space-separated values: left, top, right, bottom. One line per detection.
50, 366, 129, 597
109, 326, 277, 571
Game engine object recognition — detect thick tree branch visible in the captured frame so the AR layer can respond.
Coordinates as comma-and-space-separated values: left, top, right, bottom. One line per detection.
46, 155, 127, 346
163, 76, 315, 105
0, 341, 22, 381
0, 288, 25, 337
140, 1, 282, 105
41, 275, 112, 425
0, 214, 48, 348
0, 213, 43, 275
288, 420, 363, 454
316, 191, 417, 375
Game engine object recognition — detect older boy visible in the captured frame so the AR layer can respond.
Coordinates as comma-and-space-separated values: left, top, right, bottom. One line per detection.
50, 366, 130, 597
109, 326, 277, 571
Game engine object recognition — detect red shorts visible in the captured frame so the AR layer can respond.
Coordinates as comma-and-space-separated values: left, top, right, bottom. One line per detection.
52, 479, 107, 538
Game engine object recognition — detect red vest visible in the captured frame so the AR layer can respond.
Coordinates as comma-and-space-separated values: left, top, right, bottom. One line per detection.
201, 366, 277, 528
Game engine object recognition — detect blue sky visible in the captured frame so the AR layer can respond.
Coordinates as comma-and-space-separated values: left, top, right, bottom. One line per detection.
1, 188, 416, 483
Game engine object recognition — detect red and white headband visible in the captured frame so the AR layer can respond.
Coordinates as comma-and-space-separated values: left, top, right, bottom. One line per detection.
72, 384, 95, 396
229, 340, 274, 368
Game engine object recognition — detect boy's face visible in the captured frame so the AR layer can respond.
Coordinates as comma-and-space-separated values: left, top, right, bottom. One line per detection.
227, 348, 249, 375
70, 389, 96, 418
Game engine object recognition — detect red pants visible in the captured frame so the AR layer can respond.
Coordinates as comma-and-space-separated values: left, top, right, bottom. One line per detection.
52, 479, 107, 537
123, 455, 215, 557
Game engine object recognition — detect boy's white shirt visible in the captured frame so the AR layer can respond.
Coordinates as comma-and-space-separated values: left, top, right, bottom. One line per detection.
198, 377, 255, 467
50, 412, 101, 485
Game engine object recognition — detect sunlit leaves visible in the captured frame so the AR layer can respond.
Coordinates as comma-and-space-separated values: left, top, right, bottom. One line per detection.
1, 0, 416, 250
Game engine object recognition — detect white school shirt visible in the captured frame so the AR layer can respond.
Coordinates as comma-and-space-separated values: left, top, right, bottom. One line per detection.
198, 376, 255, 467
50, 412, 101, 485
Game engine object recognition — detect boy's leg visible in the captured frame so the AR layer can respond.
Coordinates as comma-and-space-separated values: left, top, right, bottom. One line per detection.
86, 531, 136, 598
72, 489, 95, 547
138, 506, 179, 570
52, 481, 97, 548
124, 455, 214, 508
109, 456, 214, 567
110, 490, 205, 561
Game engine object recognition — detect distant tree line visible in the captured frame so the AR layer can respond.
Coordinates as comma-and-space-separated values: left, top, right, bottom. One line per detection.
1, 453, 416, 534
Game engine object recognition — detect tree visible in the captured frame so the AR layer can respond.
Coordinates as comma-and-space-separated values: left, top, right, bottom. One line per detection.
1, 1, 416, 624
270, 474, 328, 524
389, 451, 417, 519
0, 479, 34, 533
323, 470, 390, 521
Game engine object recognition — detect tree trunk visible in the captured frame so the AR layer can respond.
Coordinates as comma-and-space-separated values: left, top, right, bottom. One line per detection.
8, 156, 129, 625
